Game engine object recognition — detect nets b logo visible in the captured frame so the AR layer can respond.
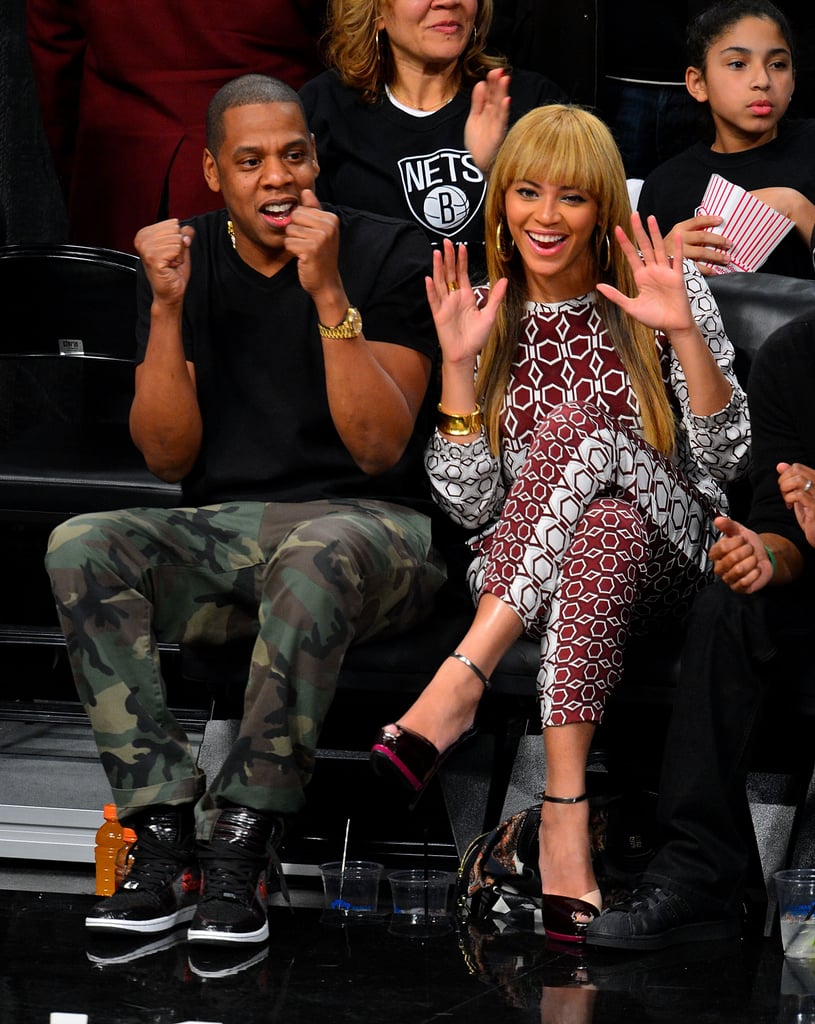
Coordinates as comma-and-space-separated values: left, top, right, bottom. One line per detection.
398, 149, 485, 237
424, 185, 470, 230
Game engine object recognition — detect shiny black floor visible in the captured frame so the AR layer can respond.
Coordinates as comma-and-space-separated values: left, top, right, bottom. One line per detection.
2, 883, 813, 1024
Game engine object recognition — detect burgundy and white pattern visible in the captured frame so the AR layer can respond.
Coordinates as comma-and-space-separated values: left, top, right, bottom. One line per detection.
425, 264, 750, 727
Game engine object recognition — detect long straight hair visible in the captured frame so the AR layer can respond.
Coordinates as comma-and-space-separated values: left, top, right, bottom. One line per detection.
479, 104, 676, 457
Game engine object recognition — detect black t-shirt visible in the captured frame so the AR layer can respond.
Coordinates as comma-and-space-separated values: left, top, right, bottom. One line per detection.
637, 120, 815, 280
747, 315, 815, 572
300, 68, 567, 282
135, 206, 439, 509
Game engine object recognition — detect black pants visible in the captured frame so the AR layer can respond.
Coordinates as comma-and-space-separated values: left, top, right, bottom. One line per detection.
641, 577, 815, 912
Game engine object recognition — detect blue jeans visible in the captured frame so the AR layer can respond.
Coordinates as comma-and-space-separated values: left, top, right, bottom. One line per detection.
601, 78, 703, 180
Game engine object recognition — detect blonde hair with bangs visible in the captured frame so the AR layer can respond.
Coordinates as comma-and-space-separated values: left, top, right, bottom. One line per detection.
479, 104, 676, 457
323, 0, 504, 104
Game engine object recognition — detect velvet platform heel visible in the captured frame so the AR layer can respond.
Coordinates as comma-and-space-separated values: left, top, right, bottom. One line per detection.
370, 651, 490, 800
539, 792, 602, 943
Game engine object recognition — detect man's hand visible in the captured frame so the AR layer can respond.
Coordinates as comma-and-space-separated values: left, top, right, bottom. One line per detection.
130, 218, 201, 481
709, 516, 774, 594
134, 219, 195, 306
284, 189, 344, 304
777, 461, 815, 548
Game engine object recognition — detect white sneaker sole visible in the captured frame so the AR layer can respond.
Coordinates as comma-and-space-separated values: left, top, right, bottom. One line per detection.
85, 903, 198, 934
187, 918, 269, 944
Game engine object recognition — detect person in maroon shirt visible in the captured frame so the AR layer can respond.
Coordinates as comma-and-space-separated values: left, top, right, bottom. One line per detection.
27, 0, 325, 253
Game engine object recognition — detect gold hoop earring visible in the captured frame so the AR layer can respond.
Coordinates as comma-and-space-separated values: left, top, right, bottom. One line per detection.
598, 233, 612, 271
496, 221, 514, 260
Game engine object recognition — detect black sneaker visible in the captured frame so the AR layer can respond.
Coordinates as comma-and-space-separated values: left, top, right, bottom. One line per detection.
187, 941, 270, 979
85, 810, 201, 934
585, 883, 742, 951
187, 806, 284, 945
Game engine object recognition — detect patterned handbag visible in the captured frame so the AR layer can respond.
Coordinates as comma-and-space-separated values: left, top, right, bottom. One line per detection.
455, 790, 657, 935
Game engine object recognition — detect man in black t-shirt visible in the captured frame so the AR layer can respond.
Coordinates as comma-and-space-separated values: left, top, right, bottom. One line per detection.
45, 74, 445, 947
588, 313, 815, 950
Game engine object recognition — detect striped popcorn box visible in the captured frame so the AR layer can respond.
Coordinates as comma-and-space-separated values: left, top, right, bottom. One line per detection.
696, 173, 794, 274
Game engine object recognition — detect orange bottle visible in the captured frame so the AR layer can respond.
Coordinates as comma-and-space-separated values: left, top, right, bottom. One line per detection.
94, 803, 123, 896
114, 827, 138, 888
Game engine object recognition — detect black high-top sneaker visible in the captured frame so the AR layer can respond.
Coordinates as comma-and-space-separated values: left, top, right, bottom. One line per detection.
85, 805, 200, 934
187, 806, 285, 945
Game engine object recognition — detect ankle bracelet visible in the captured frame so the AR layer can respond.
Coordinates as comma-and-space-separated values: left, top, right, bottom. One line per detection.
449, 651, 491, 689
540, 792, 588, 804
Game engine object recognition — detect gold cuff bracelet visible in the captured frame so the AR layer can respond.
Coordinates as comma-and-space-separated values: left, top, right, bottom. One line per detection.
437, 403, 483, 436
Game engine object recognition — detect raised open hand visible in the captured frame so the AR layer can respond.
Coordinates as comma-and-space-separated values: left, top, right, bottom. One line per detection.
464, 68, 511, 174
426, 239, 507, 366
596, 212, 695, 338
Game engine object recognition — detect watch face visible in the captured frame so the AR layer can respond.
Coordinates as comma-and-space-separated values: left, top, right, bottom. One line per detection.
319, 307, 362, 338
348, 308, 362, 334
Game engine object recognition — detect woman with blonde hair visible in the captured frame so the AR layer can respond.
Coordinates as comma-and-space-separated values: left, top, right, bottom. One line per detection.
371, 105, 751, 942
299, 0, 565, 280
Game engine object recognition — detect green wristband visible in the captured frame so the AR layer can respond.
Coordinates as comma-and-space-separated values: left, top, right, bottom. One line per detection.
764, 545, 777, 577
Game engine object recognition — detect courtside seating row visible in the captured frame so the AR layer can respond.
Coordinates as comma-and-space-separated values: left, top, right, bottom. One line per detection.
1, 243, 814, 907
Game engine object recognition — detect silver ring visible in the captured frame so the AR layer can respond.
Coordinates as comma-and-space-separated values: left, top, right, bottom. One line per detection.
805, 479, 813, 493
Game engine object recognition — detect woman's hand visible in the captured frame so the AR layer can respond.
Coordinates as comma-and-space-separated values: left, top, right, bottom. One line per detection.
597, 212, 732, 416
596, 213, 695, 335
426, 239, 507, 366
777, 461, 815, 548
465, 68, 511, 174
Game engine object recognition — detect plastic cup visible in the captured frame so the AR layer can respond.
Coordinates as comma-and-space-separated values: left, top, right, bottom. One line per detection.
775, 869, 815, 959
779, 958, 815, 1024
319, 860, 383, 917
388, 869, 452, 934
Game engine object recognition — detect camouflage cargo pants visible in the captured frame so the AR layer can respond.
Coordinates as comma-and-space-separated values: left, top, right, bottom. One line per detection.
45, 499, 446, 834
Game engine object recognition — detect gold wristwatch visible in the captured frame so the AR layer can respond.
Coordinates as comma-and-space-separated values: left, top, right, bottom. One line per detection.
317, 306, 363, 339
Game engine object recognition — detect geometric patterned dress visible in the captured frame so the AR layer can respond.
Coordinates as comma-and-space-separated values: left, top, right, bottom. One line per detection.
424, 263, 751, 725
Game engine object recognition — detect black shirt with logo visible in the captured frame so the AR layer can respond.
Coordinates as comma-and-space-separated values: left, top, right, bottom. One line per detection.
300, 69, 566, 283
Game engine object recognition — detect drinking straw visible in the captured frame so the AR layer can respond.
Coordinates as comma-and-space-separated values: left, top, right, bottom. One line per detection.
423, 827, 429, 921
338, 817, 351, 909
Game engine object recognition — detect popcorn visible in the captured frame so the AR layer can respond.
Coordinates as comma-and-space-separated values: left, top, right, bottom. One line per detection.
696, 173, 794, 273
